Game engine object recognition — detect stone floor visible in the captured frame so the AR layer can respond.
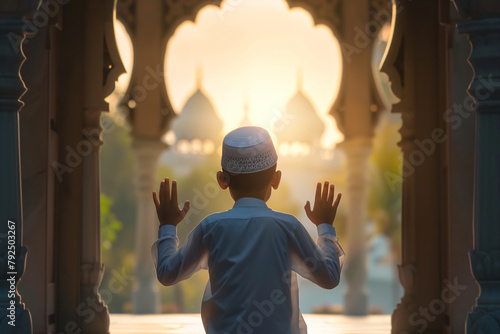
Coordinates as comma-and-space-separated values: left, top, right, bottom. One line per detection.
110, 313, 391, 333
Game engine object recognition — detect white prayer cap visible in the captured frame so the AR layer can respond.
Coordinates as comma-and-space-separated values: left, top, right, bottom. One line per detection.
221, 126, 278, 174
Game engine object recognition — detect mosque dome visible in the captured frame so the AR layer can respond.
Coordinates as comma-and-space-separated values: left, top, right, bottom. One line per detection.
171, 67, 223, 145
274, 70, 325, 145
172, 89, 223, 142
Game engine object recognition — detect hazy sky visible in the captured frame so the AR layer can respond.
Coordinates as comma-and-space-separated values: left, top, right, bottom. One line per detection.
114, 0, 344, 148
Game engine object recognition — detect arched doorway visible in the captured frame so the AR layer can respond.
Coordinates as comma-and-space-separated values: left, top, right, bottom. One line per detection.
113, 0, 396, 317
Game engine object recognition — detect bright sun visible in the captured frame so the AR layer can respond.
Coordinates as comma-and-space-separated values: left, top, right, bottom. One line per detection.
114, 0, 345, 149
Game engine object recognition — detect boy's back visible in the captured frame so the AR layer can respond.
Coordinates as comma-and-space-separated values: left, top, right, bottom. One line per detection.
153, 197, 343, 334
203, 198, 308, 333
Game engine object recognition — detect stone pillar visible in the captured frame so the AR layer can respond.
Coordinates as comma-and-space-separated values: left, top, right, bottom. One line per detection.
131, 138, 166, 313
80, 108, 110, 333
381, 1, 448, 332
335, 0, 387, 315
0, 5, 37, 333
391, 107, 419, 332
340, 138, 372, 315
77, 0, 124, 331
455, 9, 500, 334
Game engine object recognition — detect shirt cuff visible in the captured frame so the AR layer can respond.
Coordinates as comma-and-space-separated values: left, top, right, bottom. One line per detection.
158, 224, 177, 238
317, 223, 336, 237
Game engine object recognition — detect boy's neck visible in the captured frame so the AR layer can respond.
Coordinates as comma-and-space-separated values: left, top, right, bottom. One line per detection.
230, 189, 269, 202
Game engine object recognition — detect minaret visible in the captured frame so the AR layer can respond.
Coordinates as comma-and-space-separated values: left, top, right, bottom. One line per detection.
240, 93, 252, 127
195, 62, 203, 91
296, 67, 303, 92
274, 67, 324, 148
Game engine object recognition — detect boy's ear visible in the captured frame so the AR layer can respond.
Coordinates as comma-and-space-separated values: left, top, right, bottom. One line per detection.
217, 171, 229, 190
271, 170, 281, 190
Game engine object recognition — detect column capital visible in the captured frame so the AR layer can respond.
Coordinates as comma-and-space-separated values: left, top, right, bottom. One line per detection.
0, 17, 28, 113
457, 18, 500, 115
131, 137, 168, 154
337, 137, 373, 154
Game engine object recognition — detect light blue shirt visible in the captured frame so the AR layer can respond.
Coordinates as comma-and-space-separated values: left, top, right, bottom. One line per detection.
151, 197, 345, 334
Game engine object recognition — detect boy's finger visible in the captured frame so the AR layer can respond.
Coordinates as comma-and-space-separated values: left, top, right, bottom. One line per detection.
152, 191, 160, 207
159, 181, 165, 204
327, 184, 334, 204
315, 182, 321, 204
172, 180, 178, 204
333, 193, 342, 209
322, 181, 329, 201
304, 201, 312, 217
181, 200, 190, 216
164, 177, 170, 202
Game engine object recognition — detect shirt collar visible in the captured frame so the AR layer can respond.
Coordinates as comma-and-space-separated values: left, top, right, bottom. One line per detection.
233, 197, 268, 208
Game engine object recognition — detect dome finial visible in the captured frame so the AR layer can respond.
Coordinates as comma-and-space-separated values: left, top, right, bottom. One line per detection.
240, 92, 252, 127
195, 62, 203, 90
243, 92, 249, 115
296, 67, 303, 92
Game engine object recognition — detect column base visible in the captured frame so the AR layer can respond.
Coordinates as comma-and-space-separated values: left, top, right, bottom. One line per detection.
344, 290, 369, 315
467, 304, 500, 334
0, 305, 32, 334
466, 250, 500, 334
391, 264, 418, 334
132, 279, 161, 314
80, 263, 109, 334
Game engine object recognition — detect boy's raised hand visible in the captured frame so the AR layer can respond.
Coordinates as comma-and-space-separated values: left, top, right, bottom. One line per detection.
152, 178, 190, 227
304, 181, 342, 226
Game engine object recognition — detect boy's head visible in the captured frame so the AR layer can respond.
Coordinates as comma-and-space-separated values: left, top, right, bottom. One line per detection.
217, 126, 281, 201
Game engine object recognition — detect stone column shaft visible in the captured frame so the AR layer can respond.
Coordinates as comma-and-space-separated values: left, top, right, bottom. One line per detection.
80, 108, 109, 333
341, 138, 372, 315
131, 139, 166, 313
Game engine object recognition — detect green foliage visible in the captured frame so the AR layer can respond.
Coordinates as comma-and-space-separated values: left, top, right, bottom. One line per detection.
100, 193, 123, 253
99, 114, 137, 312
368, 112, 403, 259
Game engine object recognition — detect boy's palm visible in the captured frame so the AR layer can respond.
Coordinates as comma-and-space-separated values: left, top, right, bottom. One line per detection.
305, 181, 342, 226
152, 178, 190, 227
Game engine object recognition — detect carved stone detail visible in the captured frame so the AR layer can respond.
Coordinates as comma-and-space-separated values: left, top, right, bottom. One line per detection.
286, 0, 342, 32
0, 10, 35, 334
80, 263, 110, 334
467, 309, 500, 334
379, 0, 404, 105
162, 0, 223, 39
116, 0, 136, 35
103, 0, 126, 99
470, 250, 500, 282
392, 264, 418, 333
368, 0, 392, 36
453, 1, 500, 333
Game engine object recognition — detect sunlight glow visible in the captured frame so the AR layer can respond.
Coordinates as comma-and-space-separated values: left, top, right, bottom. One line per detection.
112, 20, 134, 95
165, 0, 344, 149
106, 20, 134, 125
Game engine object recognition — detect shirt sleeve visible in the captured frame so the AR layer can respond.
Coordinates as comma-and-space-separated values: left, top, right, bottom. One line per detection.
289, 222, 345, 289
151, 223, 208, 286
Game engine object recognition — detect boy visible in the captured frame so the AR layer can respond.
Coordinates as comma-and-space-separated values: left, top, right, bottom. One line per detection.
151, 126, 345, 334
